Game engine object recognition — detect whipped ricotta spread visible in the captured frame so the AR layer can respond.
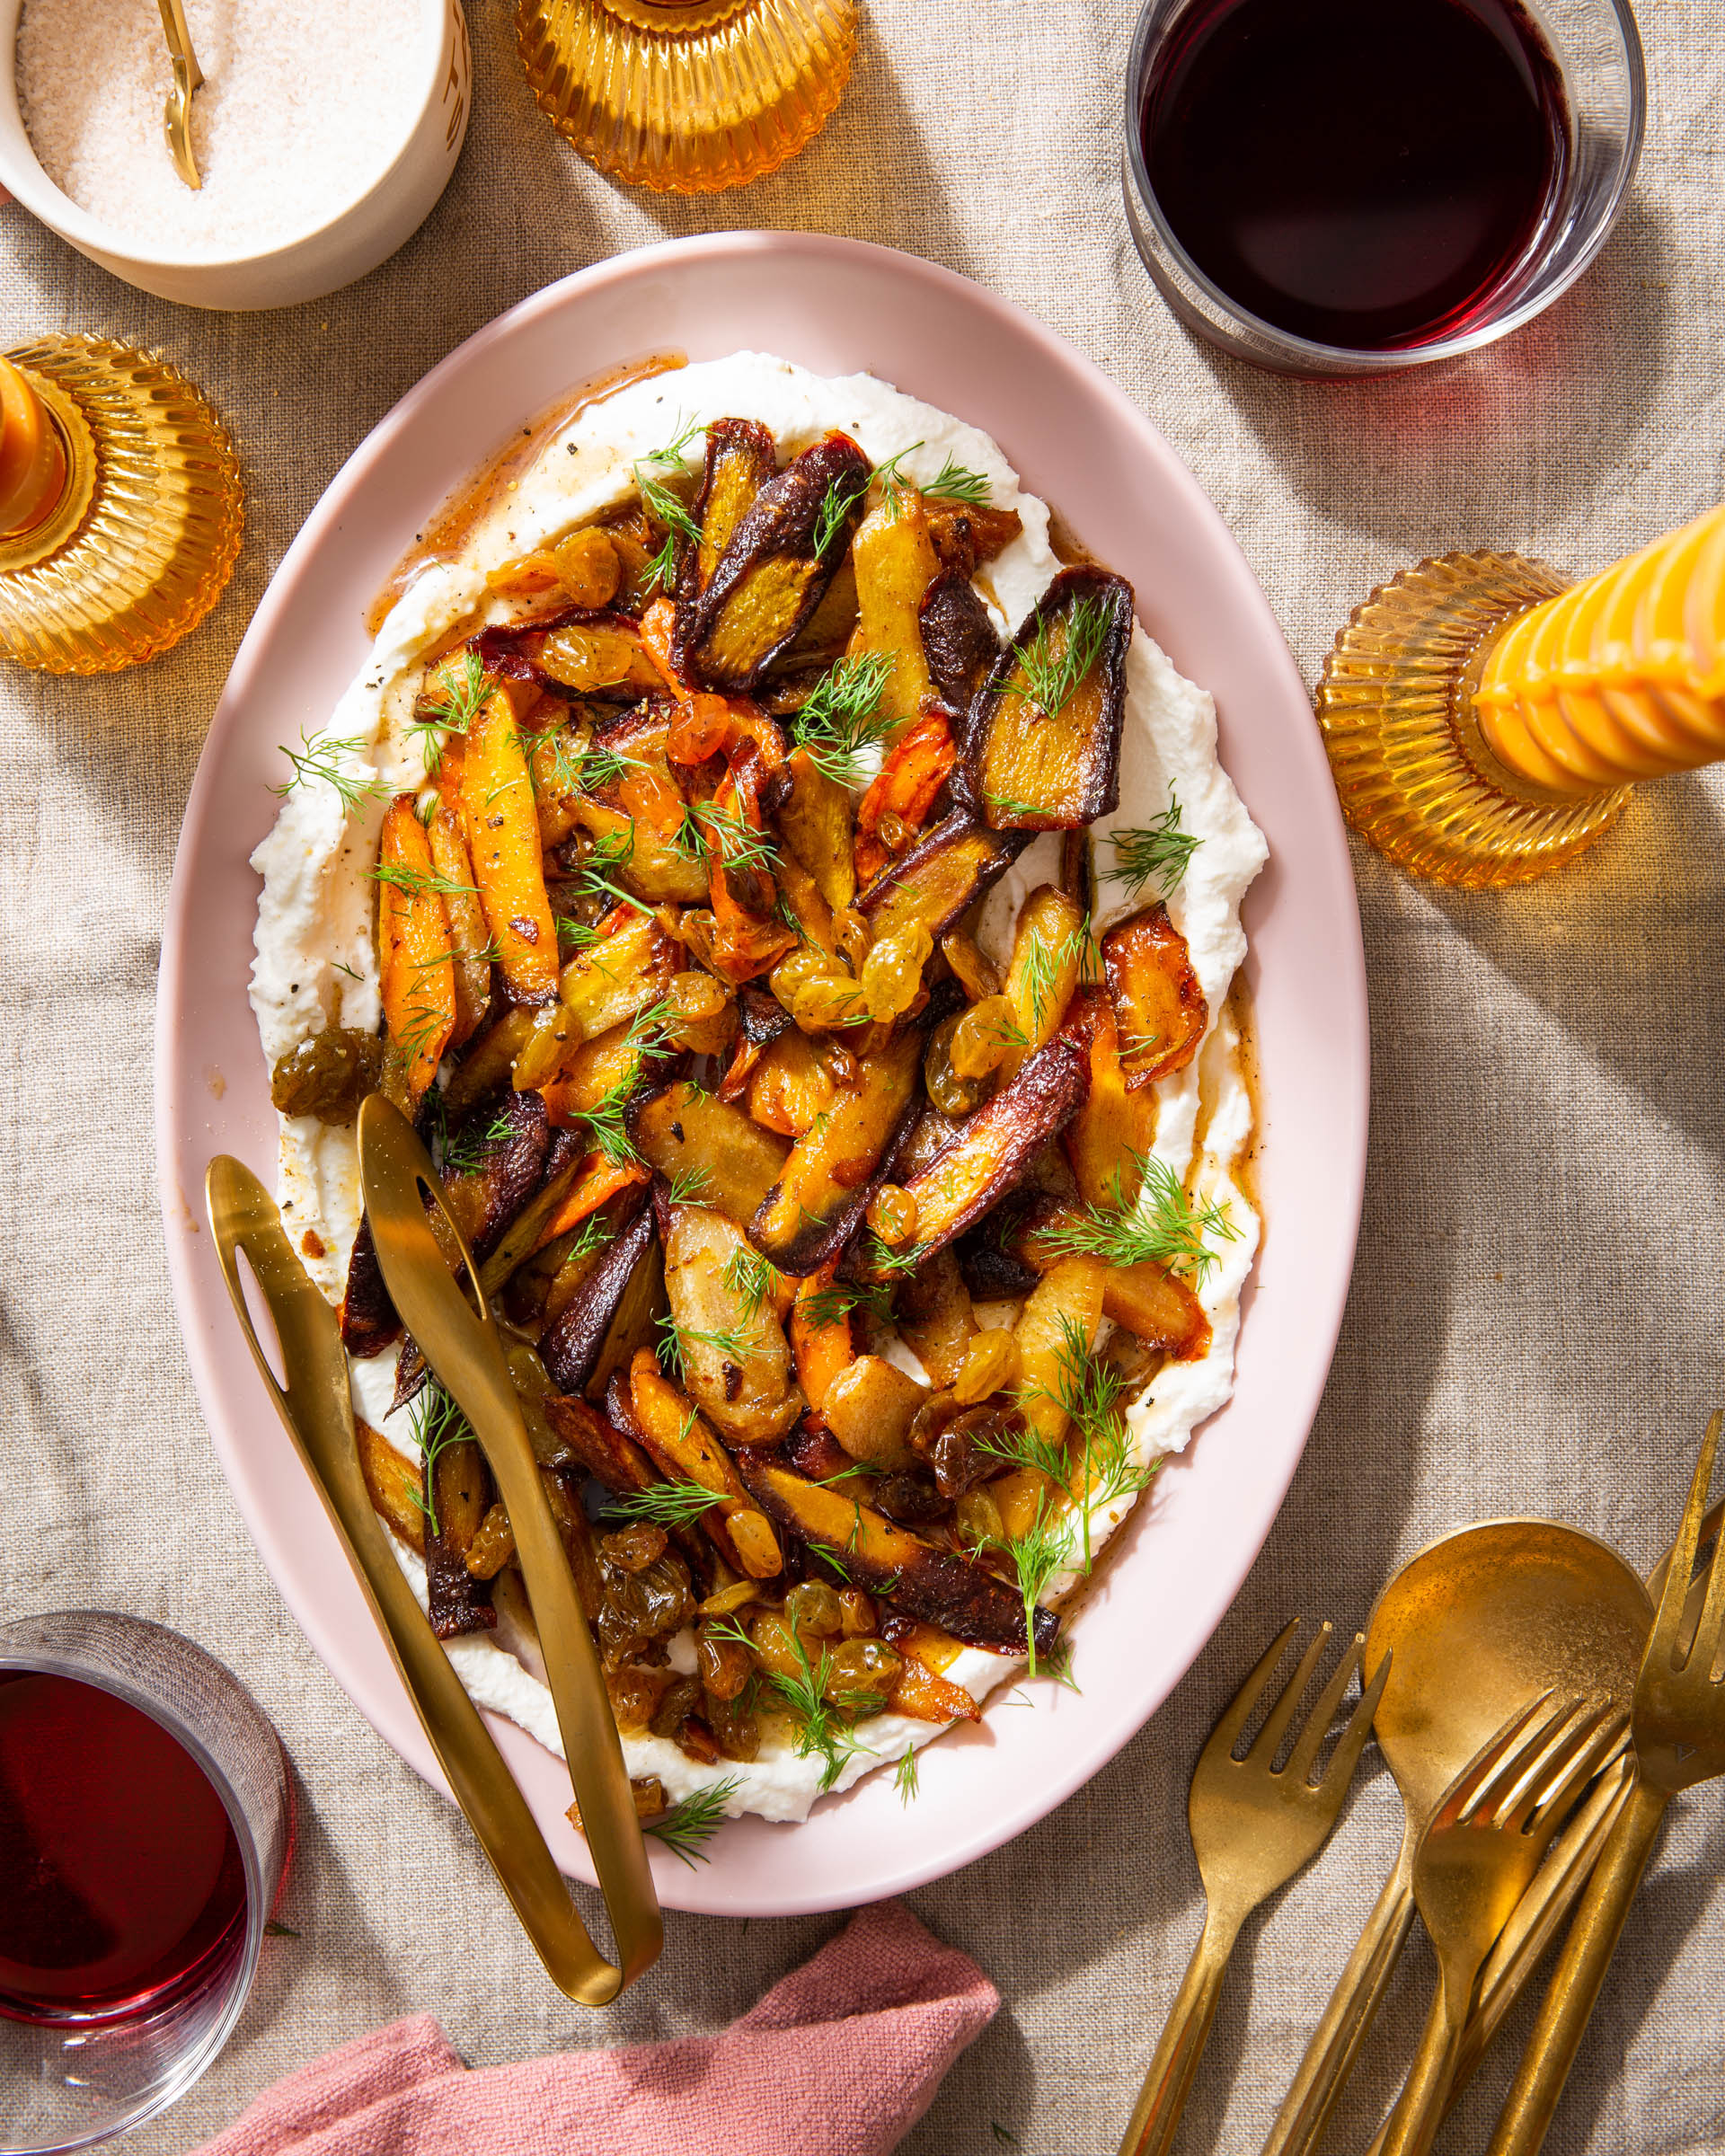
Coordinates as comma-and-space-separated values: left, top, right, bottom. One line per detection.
250, 352, 1268, 1824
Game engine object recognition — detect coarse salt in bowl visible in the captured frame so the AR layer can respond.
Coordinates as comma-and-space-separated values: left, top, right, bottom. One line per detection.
0, 0, 471, 310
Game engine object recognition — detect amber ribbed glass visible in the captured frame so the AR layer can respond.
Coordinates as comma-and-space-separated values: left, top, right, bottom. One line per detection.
0, 336, 243, 675
1315, 552, 1630, 888
517, 0, 856, 193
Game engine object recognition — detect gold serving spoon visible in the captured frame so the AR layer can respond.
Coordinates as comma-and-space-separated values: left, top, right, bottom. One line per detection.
1487, 1412, 1725, 2156
1261, 1518, 1650, 2156
208, 1137, 660, 2003
156, 0, 204, 189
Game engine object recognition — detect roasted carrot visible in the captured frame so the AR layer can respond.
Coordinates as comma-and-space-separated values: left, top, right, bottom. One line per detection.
790, 1267, 854, 1416
376, 794, 456, 1103
854, 702, 957, 884
459, 688, 559, 1006
424, 801, 491, 1048
528, 1152, 650, 1255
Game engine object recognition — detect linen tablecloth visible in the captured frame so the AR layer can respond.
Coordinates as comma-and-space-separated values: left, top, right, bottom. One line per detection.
3, 3, 1721, 2148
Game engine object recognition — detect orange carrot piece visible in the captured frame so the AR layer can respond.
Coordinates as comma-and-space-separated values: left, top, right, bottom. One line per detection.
790, 1267, 854, 1416
854, 703, 957, 884
889, 1654, 983, 1725
528, 1153, 650, 1255
460, 688, 558, 1006
637, 596, 688, 694
377, 794, 456, 1102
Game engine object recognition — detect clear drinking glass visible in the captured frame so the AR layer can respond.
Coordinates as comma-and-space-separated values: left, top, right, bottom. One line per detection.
1120, 0, 1645, 376
0, 1613, 292, 2156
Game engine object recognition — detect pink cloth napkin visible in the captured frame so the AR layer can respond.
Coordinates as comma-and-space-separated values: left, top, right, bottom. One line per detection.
197, 1902, 998, 2156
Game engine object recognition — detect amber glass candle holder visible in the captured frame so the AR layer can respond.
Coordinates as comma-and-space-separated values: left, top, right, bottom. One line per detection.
1320, 510, 1725, 888
1315, 553, 1629, 888
517, 0, 856, 194
0, 336, 243, 675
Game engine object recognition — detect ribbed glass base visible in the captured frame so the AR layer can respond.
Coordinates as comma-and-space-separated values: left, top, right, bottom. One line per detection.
0, 336, 243, 676
1315, 552, 1631, 888
517, 0, 856, 194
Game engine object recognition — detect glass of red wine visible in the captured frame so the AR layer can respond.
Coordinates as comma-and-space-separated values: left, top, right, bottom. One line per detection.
0, 1614, 291, 2154
1122, 0, 1644, 375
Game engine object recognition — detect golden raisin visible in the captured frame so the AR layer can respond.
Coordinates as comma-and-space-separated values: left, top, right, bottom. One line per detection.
952, 1328, 1020, 1406
866, 1184, 919, 1247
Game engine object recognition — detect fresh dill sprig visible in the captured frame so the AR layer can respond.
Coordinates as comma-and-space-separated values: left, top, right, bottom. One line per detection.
721, 1244, 779, 1317
860, 1233, 926, 1280
788, 652, 898, 788
566, 825, 651, 920
633, 419, 706, 595
894, 1744, 920, 1806
565, 998, 672, 1169
1107, 787, 1199, 902
607, 1477, 728, 1531
926, 455, 993, 508
997, 1498, 1071, 1678
813, 469, 869, 559
409, 649, 488, 777
439, 1100, 515, 1180
643, 1775, 743, 1867
578, 739, 650, 794
674, 799, 781, 877
797, 1277, 892, 1331
369, 860, 478, 903
707, 1618, 878, 1794
986, 791, 1046, 822
658, 1310, 755, 1382
1014, 1313, 1153, 1570
407, 1383, 473, 1536
1037, 1151, 1238, 1284
666, 1165, 714, 1205
554, 1214, 614, 1268
271, 732, 388, 816
1018, 919, 1101, 1036
1011, 595, 1111, 720
871, 443, 921, 517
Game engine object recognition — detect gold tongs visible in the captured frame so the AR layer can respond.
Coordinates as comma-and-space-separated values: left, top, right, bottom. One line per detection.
206, 1098, 660, 2002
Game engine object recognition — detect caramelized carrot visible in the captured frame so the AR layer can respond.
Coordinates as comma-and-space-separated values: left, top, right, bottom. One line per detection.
459, 688, 559, 1006
527, 1153, 650, 1254
377, 794, 456, 1103
424, 802, 491, 1049
889, 1655, 983, 1726
854, 702, 957, 884
790, 1267, 854, 1416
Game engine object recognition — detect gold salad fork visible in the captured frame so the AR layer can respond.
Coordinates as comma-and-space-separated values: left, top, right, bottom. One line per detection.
1117, 1621, 1391, 2156
1488, 1410, 1725, 2156
1378, 1694, 1625, 2156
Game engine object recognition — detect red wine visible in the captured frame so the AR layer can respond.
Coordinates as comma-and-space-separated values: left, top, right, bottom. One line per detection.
1139, 0, 1568, 350
0, 1673, 247, 2022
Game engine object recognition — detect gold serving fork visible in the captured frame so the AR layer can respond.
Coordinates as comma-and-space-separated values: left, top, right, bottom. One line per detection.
156, 0, 204, 189
1487, 1410, 1725, 2156
1117, 1620, 1391, 2156
1378, 1695, 1626, 2156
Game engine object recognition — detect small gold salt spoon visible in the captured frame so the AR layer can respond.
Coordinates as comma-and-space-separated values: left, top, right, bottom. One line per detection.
156, 0, 204, 189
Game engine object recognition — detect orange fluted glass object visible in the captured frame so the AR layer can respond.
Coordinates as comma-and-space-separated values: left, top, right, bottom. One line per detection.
1317, 508, 1725, 888
1472, 506, 1725, 794
517, 0, 856, 194
0, 336, 243, 675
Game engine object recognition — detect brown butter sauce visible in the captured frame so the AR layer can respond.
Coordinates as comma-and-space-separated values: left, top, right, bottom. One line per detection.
365, 350, 688, 638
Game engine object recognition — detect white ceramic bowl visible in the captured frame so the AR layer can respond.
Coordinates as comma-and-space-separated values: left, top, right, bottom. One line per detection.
0, 0, 470, 310
159, 236, 1369, 1915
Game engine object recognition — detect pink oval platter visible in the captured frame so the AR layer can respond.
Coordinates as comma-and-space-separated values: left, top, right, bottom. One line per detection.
155, 233, 1368, 1918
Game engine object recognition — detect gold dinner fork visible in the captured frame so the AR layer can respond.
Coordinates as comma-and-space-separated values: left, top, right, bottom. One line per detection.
1117, 1620, 1392, 2156
1487, 1409, 1725, 2156
1378, 1694, 1626, 2156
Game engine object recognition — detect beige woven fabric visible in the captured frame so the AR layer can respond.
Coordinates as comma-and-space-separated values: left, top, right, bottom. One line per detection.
3, 2, 1723, 2149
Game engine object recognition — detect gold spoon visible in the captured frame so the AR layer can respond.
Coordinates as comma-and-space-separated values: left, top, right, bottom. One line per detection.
1261, 1518, 1650, 2156
156, 0, 204, 190
208, 1139, 661, 2002
1487, 1414, 1725, 2156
